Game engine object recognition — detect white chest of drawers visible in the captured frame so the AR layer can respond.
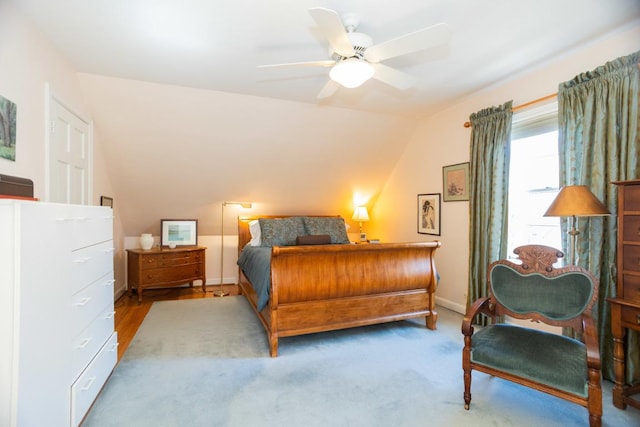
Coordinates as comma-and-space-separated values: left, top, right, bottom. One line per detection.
0, 200, 117, 427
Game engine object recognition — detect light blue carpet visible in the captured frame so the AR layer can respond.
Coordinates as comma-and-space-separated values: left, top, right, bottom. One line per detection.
83, 297, 640, 426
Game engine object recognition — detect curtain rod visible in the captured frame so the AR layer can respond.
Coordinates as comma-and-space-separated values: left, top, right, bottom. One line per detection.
463, 93, 557, 128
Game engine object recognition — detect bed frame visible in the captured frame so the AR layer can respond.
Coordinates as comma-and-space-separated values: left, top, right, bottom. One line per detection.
237, 215, 442, 357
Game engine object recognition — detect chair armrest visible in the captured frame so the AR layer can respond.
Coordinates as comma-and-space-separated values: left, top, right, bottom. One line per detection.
462, 297, 492, 336
582, 313, 601, 371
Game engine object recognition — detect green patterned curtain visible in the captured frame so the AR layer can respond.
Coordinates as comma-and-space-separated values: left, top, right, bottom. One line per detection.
558, 51, 640, 382
467, 101, 513, 321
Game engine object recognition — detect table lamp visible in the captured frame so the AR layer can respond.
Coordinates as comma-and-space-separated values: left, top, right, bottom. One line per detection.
352, 206, 370, 242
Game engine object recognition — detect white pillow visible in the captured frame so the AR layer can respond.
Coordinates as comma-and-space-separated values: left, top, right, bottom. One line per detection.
249, 220, 261, 246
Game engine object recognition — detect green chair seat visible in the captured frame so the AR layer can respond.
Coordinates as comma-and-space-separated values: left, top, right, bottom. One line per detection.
472, 324, 588, 397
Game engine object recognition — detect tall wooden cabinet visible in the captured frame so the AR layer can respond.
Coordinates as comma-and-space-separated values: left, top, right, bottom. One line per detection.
609, 179, 640, 410
0, 200, 117, 426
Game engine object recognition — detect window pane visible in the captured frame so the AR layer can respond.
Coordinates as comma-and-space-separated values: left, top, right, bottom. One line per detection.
507, 130, 560, 258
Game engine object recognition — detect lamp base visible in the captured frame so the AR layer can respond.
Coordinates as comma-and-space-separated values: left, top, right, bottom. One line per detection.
213, 289, 228, 297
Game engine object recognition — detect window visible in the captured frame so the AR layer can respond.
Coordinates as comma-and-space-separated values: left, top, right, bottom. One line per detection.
506, 104, 561, 259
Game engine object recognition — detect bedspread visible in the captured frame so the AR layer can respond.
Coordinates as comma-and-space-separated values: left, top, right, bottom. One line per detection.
237, 246, 271, 311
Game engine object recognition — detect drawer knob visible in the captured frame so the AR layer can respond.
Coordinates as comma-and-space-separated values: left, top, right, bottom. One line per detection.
76, 337, 91, 349
75, 297, 92, 306
81, 376, 96, 391
637, 314, 640, 325
147, 274, 153, 279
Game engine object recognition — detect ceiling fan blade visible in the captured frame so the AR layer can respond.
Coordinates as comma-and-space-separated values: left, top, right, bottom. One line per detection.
308, 7, 355, 58
364, 23, 452, 63
317, 80, 340, 99
258, 60, 336, 69
371, 63, 415, 90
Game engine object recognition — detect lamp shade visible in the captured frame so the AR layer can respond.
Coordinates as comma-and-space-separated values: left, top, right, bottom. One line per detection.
543, 185, 610, 217
329, 58, 374, 88
352, 206, 370, 222
223, 201, 252, 209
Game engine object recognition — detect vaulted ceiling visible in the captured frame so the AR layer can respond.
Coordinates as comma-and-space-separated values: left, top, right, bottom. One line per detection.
10, 0, 640, 236
13, 0, 640, 118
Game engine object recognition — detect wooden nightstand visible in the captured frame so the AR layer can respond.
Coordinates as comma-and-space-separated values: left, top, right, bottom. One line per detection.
608, 179, 640, 410
127, 246, 206, 303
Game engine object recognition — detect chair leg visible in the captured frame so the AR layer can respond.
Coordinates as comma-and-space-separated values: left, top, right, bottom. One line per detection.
587, 368, 602, 427
463, 336, 472, 409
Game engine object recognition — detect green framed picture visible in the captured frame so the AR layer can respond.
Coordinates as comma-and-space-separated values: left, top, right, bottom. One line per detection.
443, 162, 470, 202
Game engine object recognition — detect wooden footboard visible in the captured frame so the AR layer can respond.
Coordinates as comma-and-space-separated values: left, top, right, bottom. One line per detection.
237, 216, 441, 357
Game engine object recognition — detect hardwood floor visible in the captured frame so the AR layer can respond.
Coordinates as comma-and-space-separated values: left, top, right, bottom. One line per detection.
114, 284, 240, 361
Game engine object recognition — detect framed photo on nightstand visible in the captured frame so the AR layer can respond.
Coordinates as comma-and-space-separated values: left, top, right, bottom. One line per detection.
161, 219, 198, 246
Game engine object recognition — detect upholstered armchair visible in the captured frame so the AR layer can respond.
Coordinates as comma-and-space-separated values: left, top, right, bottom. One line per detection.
461, 245, 602, 427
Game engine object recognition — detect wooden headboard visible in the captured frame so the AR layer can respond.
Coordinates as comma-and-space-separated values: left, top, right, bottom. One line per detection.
237, 215, 341, 254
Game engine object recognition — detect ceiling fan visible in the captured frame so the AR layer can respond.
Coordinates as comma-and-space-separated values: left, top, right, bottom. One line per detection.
258, 7, 452, 99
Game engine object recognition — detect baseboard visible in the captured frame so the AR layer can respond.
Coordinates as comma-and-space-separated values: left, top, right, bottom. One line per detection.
114, 286, 127, 301
435, 296, 466, 315
206, 277, 238, 286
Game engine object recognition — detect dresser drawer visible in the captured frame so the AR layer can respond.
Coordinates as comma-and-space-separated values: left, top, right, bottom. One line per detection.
70, 240, 115, 294
623, 185, 640, 211
71, 332, 118, 427
70, 271, 114, 336
69, 208, 113, 251
623, 245, 640, 273
140, 250, 203, 269
623, 215, 640, 243
621, 306, 640, 328
71, 305, 115, 381
140, 263, 202, 285
622, 274, 640, 302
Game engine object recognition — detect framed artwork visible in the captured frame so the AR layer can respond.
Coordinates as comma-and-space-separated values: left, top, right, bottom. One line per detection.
100, 196, 113, 208
418, 193, 441, 236
0, 94, 17, 162
443, 162, 470, 201
161, 219, 198, 246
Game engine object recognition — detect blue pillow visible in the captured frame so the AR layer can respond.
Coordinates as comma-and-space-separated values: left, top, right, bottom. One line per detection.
303, 217, 349, 244
259, 217, 306, 247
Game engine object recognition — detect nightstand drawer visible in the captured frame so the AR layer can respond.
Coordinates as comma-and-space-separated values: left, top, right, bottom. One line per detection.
140, 264, 202, 285
623, 245, 640, 273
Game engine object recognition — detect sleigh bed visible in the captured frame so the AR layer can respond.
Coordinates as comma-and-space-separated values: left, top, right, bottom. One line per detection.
236, 215, 441, 356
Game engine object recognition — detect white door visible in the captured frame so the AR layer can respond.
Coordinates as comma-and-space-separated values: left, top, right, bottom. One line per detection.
49, 97, 92, 204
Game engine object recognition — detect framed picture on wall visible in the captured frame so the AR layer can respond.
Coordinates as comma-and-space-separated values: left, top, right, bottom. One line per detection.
418, 193, 441, 235
443, 162, 470, 201
161, 219, 198, 246
100, 196, 113, 208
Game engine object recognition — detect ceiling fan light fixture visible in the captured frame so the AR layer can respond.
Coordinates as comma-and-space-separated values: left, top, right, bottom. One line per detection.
329, 58, 374, 88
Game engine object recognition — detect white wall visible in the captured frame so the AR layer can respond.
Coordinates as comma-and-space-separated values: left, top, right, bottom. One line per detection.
373, 22, 640, 313
4, 0, 638, 301
0, 2, 125, 295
